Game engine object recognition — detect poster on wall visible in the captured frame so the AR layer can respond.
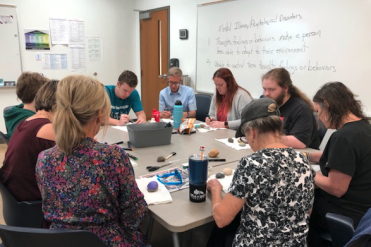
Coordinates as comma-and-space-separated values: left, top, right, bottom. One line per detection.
24, 29, 50, 50
68, 19, 85, 44
41, 53, 68, 70
49, 18, 68, 45
87, 37, 103, 62
69, 45, 86, 70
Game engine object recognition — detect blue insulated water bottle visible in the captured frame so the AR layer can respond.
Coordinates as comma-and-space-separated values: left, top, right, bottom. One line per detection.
173, 100, 183, 129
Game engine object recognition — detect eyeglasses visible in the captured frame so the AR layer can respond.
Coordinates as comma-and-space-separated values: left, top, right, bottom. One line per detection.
239, 137, 248, 144
169, 81, 180, 86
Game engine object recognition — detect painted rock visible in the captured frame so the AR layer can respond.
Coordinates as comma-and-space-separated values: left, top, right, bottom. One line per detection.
216, 173, 225, 179
223, 168, 233, 176
208, 148, 219, 158
239, 142, 246, 147
228, 137, 234, 143
147, 181, 158, 192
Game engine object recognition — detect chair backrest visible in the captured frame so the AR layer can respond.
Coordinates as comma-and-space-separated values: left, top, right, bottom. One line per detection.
0, 131, 9, 144
195, 93, 212, 122
0, 182, 43, 228
319, 129, 336, 151
0, 224, 106, 247
345, 208, 371, 247
326, 213, 355, 247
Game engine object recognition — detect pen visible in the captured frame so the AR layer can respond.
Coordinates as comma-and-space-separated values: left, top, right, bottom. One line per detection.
207, 115, 213, 122
127, 153, 138, 161
209, 159, 226, 162
111, 141, 124, 145
122, 147, 133, 151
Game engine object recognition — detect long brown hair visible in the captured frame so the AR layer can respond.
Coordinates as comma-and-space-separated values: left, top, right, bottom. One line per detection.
313, 82, 368, 129
262, 68, 314, 111
213, 68, 251, 111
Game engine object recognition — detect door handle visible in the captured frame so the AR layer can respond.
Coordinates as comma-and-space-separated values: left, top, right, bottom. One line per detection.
158, 73, 167, 79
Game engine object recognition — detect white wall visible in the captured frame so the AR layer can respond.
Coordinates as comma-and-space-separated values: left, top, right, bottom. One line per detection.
0, 0, 216, 132
0, 0, 138, 132
134, 0, 210, 89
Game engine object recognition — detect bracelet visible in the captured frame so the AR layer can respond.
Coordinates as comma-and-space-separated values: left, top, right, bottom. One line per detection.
303, 152, 311, 162
212, 201, 221, 215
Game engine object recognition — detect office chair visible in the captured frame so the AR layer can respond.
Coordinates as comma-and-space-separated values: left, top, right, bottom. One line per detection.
345, 208, 371, 247
0, 131, 8, 145
0, 181, 43, 228
195, 94, 212, 122
0, 224, 106, 247
326, 213, 355, 247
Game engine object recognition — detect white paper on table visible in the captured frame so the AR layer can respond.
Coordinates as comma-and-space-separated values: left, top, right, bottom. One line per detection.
136, 177, 173, 205
311, 164, 321, 172
208, 170, 235, 193
197, 127, 222, 133
129, 159, 137, 167
196, 123, 226, 133
112, 126, 128, 132
215, 138, 251, 150
161, 119, 173, 124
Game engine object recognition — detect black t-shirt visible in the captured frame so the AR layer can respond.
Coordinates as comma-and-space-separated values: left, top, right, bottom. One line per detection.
279, 95, 320, 149
319, 120, 371, 223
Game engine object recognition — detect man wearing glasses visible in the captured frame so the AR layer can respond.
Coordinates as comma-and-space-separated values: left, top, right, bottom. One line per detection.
159, 67, 197, 119
105, 70, 146, 125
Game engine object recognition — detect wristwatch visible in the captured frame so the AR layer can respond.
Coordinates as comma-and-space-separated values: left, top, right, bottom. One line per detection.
224, 121, 229, 128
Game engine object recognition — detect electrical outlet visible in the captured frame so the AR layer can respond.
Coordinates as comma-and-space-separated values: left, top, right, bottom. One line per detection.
35, 53, 41, 61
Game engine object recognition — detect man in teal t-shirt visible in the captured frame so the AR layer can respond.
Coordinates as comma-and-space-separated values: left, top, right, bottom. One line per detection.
105, 70, 146, 125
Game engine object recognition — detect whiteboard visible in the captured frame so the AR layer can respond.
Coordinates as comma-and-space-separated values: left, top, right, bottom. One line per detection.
196, 0, 371, 114
0, 4, 22, 85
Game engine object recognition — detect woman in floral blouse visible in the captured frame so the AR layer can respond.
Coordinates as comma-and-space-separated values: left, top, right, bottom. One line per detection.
36, 75, 148, 247
207, 98, 315, 247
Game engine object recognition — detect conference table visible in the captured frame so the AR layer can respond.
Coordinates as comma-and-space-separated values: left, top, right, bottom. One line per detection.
96, 124, 316, 247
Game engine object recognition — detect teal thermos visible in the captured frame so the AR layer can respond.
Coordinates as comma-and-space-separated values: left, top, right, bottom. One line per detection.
173, 100, 183, 129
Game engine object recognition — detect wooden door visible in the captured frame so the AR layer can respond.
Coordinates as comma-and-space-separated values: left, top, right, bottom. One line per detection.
140, 8, 169, 119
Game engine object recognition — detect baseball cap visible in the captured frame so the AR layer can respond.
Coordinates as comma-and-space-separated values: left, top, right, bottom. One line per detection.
235, 98, 280, 138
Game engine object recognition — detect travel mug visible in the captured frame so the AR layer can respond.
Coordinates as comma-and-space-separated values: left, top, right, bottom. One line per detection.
188, 154, 209, 203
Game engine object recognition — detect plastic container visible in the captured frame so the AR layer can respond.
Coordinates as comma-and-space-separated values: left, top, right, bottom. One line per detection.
173, 100, 183, 129
126, 122, 172, 148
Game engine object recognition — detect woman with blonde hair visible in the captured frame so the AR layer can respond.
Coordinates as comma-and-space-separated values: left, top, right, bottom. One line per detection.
206, 68, 253, 130
36, 75, 148, 247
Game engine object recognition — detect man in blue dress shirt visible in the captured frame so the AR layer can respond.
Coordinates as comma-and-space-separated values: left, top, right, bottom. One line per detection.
159, 67, 197, 119
105, 70, 146, 125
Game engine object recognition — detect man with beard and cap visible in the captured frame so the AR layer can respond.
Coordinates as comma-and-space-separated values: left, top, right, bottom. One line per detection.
262, 68, 320, 149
